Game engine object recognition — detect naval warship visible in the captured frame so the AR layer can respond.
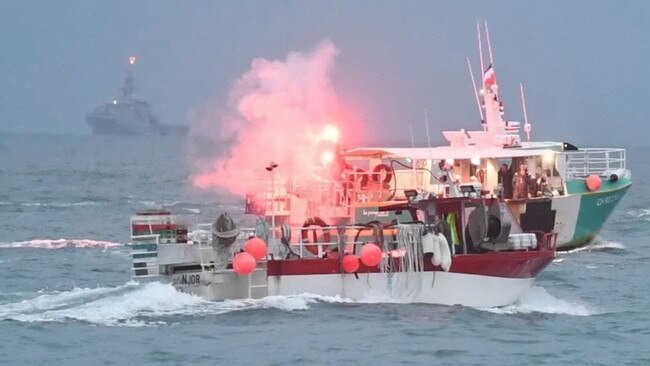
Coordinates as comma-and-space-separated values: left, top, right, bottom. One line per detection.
86, 56, 188, 136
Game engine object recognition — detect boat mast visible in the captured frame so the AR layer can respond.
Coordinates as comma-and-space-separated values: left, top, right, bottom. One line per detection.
477, 19, 501, 135
484, 21, 498, 99
520, 83, 532, 143
477, 20, 485, 88
121, 56, 137, 100
466, 57, 485, 128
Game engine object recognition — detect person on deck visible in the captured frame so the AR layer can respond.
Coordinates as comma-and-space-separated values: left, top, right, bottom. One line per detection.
498, 164, 513, 199
536, 170, 552, 197
512, 164, 530, 199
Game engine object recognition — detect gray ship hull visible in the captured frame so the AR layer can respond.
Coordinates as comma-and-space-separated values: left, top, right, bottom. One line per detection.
86, 102, 188, 137
87, 115, 188, 136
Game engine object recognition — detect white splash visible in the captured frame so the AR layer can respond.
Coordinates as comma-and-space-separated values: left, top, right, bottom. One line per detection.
135, 200, 180, 208
0, 283, 348, 327
625, 208, 650, 219
483, 287, 596, 316
0, 239, 123, 249
565, 240, 626, 254
19, 201, 99, 208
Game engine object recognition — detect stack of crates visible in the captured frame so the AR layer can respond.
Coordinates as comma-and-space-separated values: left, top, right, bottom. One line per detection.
130, 210, 174, 278
176, 224, 188, 243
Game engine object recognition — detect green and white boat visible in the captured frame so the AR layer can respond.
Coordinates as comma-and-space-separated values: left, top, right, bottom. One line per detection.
334, 24, 631, 250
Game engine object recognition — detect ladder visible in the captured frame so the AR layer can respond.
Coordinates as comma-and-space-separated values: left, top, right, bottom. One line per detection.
247, 261, 269, 298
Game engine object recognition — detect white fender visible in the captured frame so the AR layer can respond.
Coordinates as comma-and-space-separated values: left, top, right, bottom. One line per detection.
430, 233, 442, 266
437, 233, 452, 272
422, 232, 436, 254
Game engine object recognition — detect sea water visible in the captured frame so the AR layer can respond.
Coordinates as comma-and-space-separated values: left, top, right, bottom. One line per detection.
1, 134, 649, 365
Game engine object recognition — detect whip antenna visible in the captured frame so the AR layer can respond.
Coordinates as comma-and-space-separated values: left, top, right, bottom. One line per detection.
467, 57, 485, 128
520, 83, 532, 143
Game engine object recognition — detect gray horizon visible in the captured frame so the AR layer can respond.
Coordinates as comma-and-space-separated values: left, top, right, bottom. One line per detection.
0, 1, 647, 147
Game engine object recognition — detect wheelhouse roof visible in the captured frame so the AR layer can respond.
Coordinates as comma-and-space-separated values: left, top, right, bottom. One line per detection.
344, 146, 555, 160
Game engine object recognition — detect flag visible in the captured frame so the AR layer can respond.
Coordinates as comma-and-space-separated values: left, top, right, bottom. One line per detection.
483, 64, 496, 88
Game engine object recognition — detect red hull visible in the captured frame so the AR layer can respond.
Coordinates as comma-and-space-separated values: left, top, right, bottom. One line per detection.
267, 250, 555, 279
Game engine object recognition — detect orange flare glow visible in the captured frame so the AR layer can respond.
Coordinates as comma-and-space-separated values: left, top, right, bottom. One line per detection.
321, 151, 334, 164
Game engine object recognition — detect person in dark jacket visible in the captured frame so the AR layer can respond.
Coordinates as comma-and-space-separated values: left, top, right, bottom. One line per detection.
498, 164, 513, 199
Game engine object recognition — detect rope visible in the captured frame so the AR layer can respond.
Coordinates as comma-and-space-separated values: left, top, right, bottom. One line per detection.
384, 223, 424, 300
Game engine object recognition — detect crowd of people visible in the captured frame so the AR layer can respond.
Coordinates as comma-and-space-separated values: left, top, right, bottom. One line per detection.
498, 163, 551, 199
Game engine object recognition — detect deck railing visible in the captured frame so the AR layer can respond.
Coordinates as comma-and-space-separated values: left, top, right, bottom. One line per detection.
564, 148, 626, 179
196, 224, 554, 261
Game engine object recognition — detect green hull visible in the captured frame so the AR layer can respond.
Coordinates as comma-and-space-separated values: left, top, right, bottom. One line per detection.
562, 177, 631, 250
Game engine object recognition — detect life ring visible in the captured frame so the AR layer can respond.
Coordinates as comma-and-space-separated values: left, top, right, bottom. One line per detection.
301, 217, 332, 255
371, 164, 394, 184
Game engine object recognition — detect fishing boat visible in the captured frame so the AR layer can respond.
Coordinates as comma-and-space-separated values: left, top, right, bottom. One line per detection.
128, 23, 629, 307
130, 198, 557, 308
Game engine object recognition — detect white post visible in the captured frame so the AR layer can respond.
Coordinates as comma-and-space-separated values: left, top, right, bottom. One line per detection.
409, 123, 417, 188
248, 274, 252, 298
271, 168, 276, 241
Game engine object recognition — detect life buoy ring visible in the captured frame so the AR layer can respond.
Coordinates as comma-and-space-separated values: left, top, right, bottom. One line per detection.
371, 164, 393, 184
301, 217, 332, 255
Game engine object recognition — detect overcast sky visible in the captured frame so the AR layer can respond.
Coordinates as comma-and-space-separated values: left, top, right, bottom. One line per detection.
0, 1, 648, 147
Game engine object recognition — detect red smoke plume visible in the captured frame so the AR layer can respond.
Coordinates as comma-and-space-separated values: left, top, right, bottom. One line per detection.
192, 40, 359, 196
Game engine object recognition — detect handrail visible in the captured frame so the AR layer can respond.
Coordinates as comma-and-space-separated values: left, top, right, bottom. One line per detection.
182, 223, 555, 259
564, 148, 626, 179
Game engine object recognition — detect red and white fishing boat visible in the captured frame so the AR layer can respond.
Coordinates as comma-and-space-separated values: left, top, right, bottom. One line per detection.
128, 23, 630, 307
130, 193, 556, 308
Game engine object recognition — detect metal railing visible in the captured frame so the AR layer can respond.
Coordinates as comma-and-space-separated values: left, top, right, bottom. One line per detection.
565, 148, 626, 179
196, 223, 555, 260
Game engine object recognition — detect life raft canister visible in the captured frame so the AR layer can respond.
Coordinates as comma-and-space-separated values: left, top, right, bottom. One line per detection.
301, 217, 332, 255
371, 164, 394, 184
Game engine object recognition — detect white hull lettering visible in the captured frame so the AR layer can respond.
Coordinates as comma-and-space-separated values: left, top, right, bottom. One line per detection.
596, 194, 620, 207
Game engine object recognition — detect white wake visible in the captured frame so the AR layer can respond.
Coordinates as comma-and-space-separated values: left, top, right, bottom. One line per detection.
0, 238, 123, 249
0, 282, 350, 327
483, 286, 597, 316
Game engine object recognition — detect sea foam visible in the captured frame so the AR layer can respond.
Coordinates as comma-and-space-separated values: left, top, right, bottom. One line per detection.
483, 286, 597, 316
0, 239, 123, 249
0, 282, 346, 327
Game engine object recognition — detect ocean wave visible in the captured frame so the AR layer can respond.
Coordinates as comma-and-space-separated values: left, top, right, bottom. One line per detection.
625, 208, 650, 219
1, 201, 100, 208
0, 282, 346, 327
0, 239, 123, 249
565, 240, 626, 254
482, 287, 597, 316
132, 200, 181, 208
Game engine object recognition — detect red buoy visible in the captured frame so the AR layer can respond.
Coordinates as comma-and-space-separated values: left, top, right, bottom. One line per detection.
244, 237, 267, 261
586, 174, 602, 191
233, 252, 256, 275
360, 243, 382, 267
342, 254, 360, 273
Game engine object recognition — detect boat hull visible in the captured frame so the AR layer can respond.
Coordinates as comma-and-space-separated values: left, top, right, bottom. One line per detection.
552, 178, 631, 249
167, 250, 554, 308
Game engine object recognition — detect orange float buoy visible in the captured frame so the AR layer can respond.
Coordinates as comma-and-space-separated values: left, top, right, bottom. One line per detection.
233, 252, 256, 275
341, 254, 360, 273
586, 174, 602, 191
360, 243, 382, 267
244, 237, 267, 261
